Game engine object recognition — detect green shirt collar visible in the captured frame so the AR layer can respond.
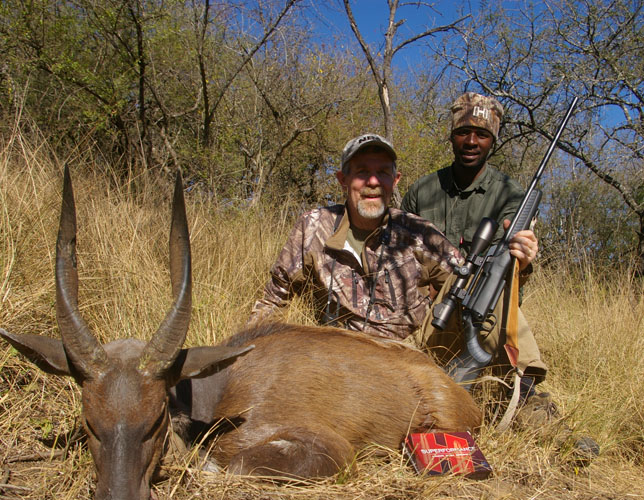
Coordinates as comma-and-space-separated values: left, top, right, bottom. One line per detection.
448, 163, 492, 195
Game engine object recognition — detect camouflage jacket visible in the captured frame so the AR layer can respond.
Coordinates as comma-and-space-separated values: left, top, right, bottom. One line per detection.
249, 205, 461, 339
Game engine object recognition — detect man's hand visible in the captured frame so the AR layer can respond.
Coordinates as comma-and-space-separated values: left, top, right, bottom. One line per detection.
503, 219, 538, 271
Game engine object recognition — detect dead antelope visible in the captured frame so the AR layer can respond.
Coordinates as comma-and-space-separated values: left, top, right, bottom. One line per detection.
1, 168, 482, 498
174, 322, 482, 477
0, 167, 252, 500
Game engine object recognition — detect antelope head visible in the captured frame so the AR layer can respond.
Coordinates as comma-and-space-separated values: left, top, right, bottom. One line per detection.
0, 167, 251, 499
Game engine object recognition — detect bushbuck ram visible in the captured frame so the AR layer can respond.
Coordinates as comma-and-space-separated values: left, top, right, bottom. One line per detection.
0, 168, 481, 499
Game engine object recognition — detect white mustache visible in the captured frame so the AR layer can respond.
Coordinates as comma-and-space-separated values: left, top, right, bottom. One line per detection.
360, 189, 383, 197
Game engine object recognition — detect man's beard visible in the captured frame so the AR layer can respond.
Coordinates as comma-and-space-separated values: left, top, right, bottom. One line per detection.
357, 190, 386, 219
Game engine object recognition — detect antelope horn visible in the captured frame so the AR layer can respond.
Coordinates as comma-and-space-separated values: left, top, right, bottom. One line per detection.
140, 170, 192, 376
56, 166, 109, 380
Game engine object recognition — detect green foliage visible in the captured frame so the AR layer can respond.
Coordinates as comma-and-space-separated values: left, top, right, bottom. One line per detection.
31, 417, 54, 439
540, 164, 639, 269
1, 0, 640, 270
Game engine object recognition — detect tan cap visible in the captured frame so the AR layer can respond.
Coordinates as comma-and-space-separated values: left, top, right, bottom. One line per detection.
340, 133, 397, 173
450, 92, 504, 140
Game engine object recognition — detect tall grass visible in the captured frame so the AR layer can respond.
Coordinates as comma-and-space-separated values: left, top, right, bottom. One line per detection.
1, 131, 643, 498
524, 264, 644, 461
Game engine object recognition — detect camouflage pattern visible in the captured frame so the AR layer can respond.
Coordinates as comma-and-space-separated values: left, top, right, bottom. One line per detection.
250, 205, 462, 340
450, 92, 504, 140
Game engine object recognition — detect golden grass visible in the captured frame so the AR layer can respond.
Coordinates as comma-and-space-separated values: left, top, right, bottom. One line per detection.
523, 265, 644, 464
1, 133, 643, 499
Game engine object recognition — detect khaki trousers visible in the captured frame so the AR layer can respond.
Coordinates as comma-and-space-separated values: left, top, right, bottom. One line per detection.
413, 274, 547, 384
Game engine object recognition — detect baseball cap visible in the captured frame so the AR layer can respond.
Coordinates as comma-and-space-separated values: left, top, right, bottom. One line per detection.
450, 92, 504, 140
340, 134, 397, 173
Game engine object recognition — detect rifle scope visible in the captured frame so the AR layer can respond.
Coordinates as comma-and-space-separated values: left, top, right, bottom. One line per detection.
431, 217, 498, 330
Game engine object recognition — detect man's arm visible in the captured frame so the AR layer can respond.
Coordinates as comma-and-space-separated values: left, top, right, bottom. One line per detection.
400, 181, 417, 214
506, 222, 538, 271
249, 272, 296, 324
410, 218, 462, 298
247, 216, 308, 324
498, 190, 538, 272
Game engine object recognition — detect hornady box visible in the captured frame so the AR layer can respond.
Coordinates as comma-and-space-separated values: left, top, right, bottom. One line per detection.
403, 432, 492, 479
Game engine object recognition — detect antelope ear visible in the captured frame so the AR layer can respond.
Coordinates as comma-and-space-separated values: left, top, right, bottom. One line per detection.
167, 344, 254, 386
0, 329, 73, 376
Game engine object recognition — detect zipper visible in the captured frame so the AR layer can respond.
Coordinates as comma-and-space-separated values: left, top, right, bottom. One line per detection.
384, 268, 397, 308
351, 270, 358, 308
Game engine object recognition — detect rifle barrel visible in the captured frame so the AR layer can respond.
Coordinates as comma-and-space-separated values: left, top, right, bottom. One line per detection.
503, 97, 579, 243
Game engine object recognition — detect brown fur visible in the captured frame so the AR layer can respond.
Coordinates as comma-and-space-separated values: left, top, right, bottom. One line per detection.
2, 168, 481, 493
179, 323, 482, 477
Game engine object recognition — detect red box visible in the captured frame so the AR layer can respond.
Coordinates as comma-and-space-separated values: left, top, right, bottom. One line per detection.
403, 432, 492, 479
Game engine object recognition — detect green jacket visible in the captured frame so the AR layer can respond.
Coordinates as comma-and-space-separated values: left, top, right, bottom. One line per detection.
401, 164, 525, 256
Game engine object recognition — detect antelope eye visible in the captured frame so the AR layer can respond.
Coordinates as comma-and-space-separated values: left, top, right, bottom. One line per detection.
143, 405, 168, 442
83, 417, 100, 443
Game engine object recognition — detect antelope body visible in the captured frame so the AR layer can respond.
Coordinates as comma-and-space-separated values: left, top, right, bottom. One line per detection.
0, 168, 481, 499
175, 322, 482, 477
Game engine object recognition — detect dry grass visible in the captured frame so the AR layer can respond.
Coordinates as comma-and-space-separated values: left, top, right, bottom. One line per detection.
1, 133, 643, 499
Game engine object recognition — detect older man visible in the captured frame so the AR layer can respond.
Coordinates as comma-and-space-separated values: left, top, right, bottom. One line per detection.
249, 133, 460, 339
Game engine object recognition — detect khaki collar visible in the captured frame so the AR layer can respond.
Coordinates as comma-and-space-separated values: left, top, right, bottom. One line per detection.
325, 205, 390, 251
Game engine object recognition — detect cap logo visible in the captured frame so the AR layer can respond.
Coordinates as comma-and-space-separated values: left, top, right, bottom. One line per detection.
472, 106, 490, 120
358, 135, 378, 144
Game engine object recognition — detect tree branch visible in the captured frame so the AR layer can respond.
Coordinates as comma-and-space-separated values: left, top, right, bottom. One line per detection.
205, 0, 300, 128
392, 15, 470, 56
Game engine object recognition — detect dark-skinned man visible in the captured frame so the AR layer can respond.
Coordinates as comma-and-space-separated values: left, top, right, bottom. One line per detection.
402, 92, 598, 458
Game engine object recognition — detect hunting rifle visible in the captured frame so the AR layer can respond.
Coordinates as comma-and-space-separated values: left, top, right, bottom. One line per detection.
432, 97, 579, 386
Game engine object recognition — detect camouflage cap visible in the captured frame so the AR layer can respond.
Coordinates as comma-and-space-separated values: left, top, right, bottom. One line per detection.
340, 133, 397, 174
450, 92, 504, 140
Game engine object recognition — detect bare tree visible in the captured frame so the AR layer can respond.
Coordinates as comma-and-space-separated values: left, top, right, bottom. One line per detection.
342, 0, 468, 142
234, 42, 363, 205
198, 0, 301, 147
342, 0, 468, 205
442, 0, 644, 273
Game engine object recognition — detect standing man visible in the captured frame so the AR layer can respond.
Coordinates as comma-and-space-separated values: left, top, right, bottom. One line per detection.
401, 92, 598, 457
402, 92, 536, 269
401, 92, 545, 393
